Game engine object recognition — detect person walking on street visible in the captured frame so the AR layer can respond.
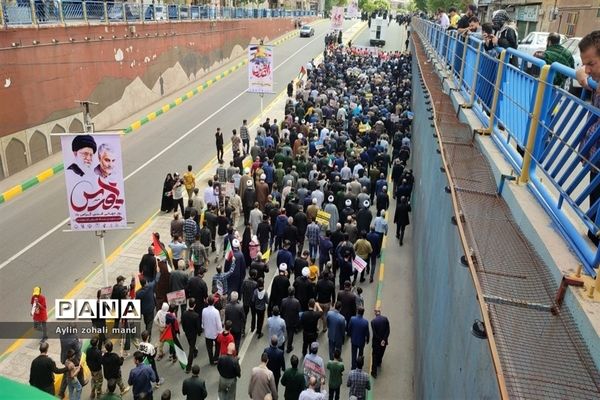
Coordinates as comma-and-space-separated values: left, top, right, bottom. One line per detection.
181, 298, 202, 374
370, 308, 390, 378
86, 338, 104, 399
183, 164, 196, 199
128, 351, 158, 400
394, 196, 411, 246
215, 127, 224, 163
337, 281, 357, 334
217, 342, 241, 400
102, 341, 130, 396
182, 364, 208, 400
281, 354, 306, 400
347, 356, 370, 400
225, 291, 246, 351
281, 286, 301, 354
29, 342, 67, 395
65, 349, 83, 400
326, 301, 346, 361
240, 119, 250, 156
300, 299, 323, 356
348, 307, 370, 370
30, 286, 48, 343
266, 306, 287, 351
264, 335, 286, 389
249, 352, 279, 400
299, 376, 327, 400
202, 296, 223, 365
251, 278, 269, 338
136, 262, 160, 337
326, 349, 344, 400
138, 330, 163, 388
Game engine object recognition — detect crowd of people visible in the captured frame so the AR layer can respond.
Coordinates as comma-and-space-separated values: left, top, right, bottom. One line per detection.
29, 28, 415, 400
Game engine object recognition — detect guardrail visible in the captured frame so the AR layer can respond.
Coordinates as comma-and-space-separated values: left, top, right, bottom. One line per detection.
0, 1, 315, 27
414, 18, 600, 277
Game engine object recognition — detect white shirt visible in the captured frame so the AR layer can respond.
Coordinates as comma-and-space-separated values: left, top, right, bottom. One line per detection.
201, 305, 222, 339
439, 13, 450, 29
340, 166, 352, 181
204, 186, 217, 207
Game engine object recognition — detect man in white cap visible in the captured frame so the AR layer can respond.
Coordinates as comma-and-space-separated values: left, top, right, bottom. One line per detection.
269, 263, 291, 315
323, 196, 339, 233
356, 200, 372, 235
307, 198, 319, 222
341, 199, 355, 229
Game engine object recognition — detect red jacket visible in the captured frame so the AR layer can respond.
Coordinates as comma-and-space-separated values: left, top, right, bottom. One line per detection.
31, 295, 47, 322
216, 331, 235, 356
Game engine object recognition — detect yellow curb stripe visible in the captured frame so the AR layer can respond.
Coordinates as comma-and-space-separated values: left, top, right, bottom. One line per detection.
36, 168, 54, 183
3, 185, 22, 202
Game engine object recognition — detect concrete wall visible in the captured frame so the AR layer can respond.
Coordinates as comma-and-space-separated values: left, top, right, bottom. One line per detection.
411, 54, 501, 400
0, 17, 312, 177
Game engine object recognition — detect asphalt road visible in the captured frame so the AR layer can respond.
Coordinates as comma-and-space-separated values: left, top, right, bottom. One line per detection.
0, 19, 357, 351
134, 20, 411, 400
0, 18, 414, 400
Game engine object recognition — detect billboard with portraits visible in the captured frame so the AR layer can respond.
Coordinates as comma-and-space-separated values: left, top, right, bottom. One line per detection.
61, 133, 127, 231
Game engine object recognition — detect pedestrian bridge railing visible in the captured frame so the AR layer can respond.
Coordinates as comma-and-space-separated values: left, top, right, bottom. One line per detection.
0, 0, 315, 27
413, 18, 600, 277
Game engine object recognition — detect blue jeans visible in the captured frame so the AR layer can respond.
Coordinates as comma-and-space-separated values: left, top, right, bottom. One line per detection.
68, 378, 82, 400
309, 242, 318, 260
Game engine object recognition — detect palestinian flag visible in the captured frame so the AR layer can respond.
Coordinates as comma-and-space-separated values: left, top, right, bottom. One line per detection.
159, 327, 188, 370
297, 66, 306, 79
152, 233, 173, 269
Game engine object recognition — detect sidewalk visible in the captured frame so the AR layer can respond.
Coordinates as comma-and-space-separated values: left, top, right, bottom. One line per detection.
0, 20, 368, 387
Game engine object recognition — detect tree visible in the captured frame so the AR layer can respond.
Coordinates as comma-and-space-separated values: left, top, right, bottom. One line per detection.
361, 0, 390, 13
427, 0, 465, 12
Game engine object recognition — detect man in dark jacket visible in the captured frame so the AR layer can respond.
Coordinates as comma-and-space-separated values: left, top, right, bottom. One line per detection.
280, 287, 301, 353
181, 298, 202, 374
86, 338, 104, 398
283, 217, 299, 258
136, 266, 161, 338
102, 341, 130, 394
29, 342, 67, 395
186, 269, 208, 315
337, 281, 357, 334
281, 355, 306, 400
541, 32, 575, 86
268, 264, 291, 316
139, 247, 157, 282
348, 307, 370, 370
293, 268, 314, 311
182, 364, 208, 400
257, 214, 272, 253
264, 335, 286, 388
224, 291, 246, 352
293, 207, 309, 254
370, 308, 391, 378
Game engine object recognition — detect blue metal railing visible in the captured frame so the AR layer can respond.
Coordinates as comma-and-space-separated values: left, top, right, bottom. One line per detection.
413, 18, 600, 277
1, 1, 315, 26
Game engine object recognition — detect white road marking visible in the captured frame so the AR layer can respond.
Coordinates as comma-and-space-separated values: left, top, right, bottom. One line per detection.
0, 29, 331, 272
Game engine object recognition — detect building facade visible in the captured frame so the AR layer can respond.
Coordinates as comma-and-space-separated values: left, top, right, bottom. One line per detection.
548, 1, 600, 38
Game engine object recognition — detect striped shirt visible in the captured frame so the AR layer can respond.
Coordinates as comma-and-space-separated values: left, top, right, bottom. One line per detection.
183, 219, 198, 242
306, 223, 321, 245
